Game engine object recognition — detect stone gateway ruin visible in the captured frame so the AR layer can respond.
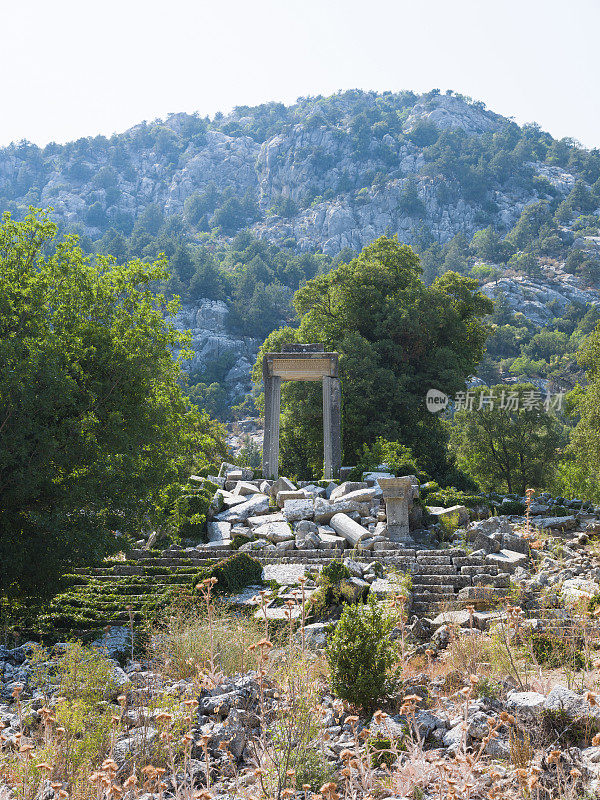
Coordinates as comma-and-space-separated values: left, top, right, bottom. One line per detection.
262, 344, 341, 479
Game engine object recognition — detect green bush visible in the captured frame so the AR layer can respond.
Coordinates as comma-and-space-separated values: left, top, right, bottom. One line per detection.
174, 481, 215, 542
348, 438, 419, 481
426, 487, 484, 509
367, 732, 406, 767
319, 560, 352, 584
194, 552, 263, 594
530, 632, 586, 670
326, 596, 399, 712
499, 500, 526, 515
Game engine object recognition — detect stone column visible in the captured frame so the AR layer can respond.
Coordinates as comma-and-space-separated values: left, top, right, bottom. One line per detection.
322, 376, 341, 479
377, 477, 414, 543
330, 513, 371, 546
262, 373, 282, 479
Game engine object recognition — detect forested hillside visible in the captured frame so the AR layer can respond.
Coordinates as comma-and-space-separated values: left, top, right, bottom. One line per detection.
2, 89, 600, 412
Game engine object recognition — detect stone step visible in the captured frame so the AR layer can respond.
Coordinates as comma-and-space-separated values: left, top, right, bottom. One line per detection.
411, 600, 460, 614
460, 565, 498, 576
453, 556, 486, 567
412, 565, 459, 576
412, 586, 458, 598
416, 555, 452, 565
411, 575, 469, 588
417, 549, 466, 558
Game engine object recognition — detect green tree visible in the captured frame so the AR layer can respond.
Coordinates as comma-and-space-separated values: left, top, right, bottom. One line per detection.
566, 330, 600, 499
449, 383, 564, 494
0, 210, 225, 595
253, 237, 492, 478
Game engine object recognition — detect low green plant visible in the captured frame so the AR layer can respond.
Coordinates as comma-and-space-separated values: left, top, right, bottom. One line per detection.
367, 732, 406, 767
318, 560, 352, 584
193, 552, 263, 594
326, 596, 399, 712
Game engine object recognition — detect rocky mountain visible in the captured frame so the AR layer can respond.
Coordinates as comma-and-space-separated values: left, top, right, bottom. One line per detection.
2, 89, 600, 406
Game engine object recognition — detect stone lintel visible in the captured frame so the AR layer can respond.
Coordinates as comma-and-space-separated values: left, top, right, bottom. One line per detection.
265, 352, 338, 381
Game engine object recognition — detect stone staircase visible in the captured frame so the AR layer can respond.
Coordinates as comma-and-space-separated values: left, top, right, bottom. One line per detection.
41, 542, 513, 637
123, 543, 512, 616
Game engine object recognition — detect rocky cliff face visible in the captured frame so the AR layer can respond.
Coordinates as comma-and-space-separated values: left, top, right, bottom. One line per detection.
0, 92, 581, 253
2, 90, 599, 400
171, 300, 259, 398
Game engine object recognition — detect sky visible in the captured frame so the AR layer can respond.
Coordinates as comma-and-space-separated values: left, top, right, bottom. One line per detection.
1, 0, 599, 149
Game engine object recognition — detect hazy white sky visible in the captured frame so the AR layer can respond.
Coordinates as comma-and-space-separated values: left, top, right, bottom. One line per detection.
2, 0, 599, 149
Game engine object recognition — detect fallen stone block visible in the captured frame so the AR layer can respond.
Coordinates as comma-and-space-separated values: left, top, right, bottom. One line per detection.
206, 521, 232, 546
232, 481, 261, 496
330, 513, 371, 546
253, 520, 294, 543
506, 690, 545, 720
317, 532, 346, 549
314, 497, 370, 524
329, 481, 368, 501
486, 549, 528, 573
277, 490, 307, 508
535, 515, 578, 531
215, 494, 270, 522
427, 505, 469, 525
269, 476, 296, 498
561, 578, 600, 605
334, 486, 378, 504
283, 498, 314, 522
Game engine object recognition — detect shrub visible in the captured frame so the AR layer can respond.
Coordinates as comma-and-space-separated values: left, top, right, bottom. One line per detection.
326, 596, 399, 712
194, 552, 263, 594
367, 732, 406, 767
318, 560, 352, 584
174, 480, 216, 541
530, 631, 586, 670
426, 488, 484, 509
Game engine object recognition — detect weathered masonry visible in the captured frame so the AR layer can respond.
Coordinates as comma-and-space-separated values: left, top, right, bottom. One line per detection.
262, 344, 341, 479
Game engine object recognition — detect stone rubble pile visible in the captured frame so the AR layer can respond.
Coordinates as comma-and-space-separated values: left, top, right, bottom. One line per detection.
3, 645, 600, 797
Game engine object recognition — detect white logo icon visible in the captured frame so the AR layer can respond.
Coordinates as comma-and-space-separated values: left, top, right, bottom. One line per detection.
426, 389, 449, 413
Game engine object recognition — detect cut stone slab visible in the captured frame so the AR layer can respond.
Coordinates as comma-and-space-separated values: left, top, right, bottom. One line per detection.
277, 490, 306, 508
239, 538, 272, 551
220, 492, 250, 508
215, 494, 270, 522
506, 691, 545, 720
275, 539, 295, 551
247, 512, 285, 529
206, 521, 232, 546
544, 685, 600, 721
534, 515, 578, 531
318, 532, 346, 549
561, 578, 600, 605
283, 498, 314, 522
232, 481, 261, 496
330, 481, 368, 501
486, 549, 528, 573
314, 497, 369, 524
431, 610, 478, 629
330, 513, 371, 546
427, 505, 469, 526
269, 477, 296, 498
334, 487, 378, 504
458, 585, 509, 609
363, 471, 394, 486
342, 558, 363, 577
253, 520, 294, 543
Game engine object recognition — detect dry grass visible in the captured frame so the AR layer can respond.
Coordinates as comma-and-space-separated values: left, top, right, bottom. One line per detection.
4, 582, 600, 800
150, 602, 265, 680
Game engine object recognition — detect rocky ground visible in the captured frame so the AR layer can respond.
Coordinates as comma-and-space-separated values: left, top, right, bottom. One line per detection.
5, 466, 600, 798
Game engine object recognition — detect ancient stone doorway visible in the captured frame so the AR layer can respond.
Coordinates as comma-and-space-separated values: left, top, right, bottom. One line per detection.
262, 344, 341, 479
